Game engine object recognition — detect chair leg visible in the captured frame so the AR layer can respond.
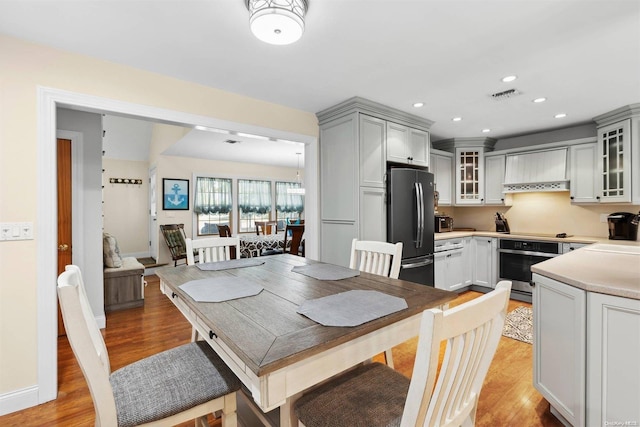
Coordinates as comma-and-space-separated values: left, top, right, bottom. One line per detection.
384, 349, 395, 369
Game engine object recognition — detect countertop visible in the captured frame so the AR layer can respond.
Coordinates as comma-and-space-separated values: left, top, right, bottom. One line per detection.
531, 244, 640, 300
435, 230, 640, 300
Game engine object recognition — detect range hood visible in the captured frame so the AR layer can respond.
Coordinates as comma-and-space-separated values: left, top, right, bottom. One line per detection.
503, 148, 569, 193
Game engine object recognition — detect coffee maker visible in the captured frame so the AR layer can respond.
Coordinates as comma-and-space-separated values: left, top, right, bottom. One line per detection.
495, 212, 510, 233
607, 212, 639, 240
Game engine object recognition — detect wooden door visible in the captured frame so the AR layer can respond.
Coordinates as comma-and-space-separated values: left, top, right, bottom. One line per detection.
57, 138, 72, 336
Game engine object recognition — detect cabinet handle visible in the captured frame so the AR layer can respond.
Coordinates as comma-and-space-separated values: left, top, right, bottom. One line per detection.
570, 196, 574, 200
209, 330, 217, 339
481, 198, 484, 202
596, 196, 600, 200
501, 198, 504, 202
529, 281, 535, 287
171, 292, 177, 298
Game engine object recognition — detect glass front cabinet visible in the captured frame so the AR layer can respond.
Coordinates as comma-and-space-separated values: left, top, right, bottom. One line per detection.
455, 147, 485, 205
597, 119, 631, 203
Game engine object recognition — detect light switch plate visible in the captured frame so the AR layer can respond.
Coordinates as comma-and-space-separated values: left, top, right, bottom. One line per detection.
0, 222, 34, 241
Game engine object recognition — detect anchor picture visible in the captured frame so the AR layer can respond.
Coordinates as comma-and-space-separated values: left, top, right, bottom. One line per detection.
162, 178, 189, 210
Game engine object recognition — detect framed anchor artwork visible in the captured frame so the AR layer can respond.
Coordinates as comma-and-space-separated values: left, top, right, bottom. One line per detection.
162, 178, 189, 210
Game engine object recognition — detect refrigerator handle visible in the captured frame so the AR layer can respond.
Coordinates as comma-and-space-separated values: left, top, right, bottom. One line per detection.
414, 182, 421, 248
418, 182, 425, 248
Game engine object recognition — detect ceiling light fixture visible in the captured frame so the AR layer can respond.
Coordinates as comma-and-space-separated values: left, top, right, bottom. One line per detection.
413, 102, 424, 108
555, 113, 567, 119
245, 0, 309, 45
288, 152, 306, 195
533, 97, 547, 103
501, 75, 517, 83
452, 117, 462, 122
482, 128, 491, 133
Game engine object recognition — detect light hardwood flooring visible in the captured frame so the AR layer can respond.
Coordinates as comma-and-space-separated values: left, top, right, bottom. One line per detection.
0, 275, 563, 426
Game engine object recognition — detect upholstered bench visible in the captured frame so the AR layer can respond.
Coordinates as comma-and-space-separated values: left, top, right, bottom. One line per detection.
104, 257, 145, 312
103, 232, 145, 312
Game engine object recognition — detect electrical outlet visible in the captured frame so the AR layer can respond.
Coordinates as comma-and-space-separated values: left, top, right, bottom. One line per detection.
600, 214, 609, 223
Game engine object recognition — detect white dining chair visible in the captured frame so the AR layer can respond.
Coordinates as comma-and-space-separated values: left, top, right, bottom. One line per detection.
57, 265, 241, 427
349, 238, 403, 367
294, 281, 513, 427
186, 236, 240, 265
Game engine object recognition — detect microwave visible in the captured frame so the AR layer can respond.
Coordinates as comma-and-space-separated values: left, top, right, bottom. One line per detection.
435, 216, 454, 233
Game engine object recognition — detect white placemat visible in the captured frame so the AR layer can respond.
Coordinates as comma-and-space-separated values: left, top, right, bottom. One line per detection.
180, 277, 263, 302
297, 290, 408, 327
292, 264, 360, 281
197, 258, 265, 271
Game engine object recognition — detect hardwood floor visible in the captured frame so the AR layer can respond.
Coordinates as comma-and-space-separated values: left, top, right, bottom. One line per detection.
0, 275, 563, 426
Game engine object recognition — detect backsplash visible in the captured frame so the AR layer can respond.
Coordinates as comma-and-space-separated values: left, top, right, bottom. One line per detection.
450, 192, 640, 238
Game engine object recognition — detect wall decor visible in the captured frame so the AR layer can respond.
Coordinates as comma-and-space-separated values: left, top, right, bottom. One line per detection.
163, 178, 189, 210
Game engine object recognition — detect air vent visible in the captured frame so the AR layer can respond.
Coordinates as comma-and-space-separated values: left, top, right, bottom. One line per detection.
224, 139, 241, 144
491, 88, 520, 100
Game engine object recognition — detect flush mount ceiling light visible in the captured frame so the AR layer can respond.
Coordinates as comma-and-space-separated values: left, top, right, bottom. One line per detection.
555, 113, 567, 119
245, 0, 309, 45
413, 102, 424, 108
501, 75, 517, 83
452, 117, 462, 122
482, 128, 491, 133
533, 97, 547, 103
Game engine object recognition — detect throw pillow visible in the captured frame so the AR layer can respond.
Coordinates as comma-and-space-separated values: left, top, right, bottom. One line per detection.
103, 233, 123, 268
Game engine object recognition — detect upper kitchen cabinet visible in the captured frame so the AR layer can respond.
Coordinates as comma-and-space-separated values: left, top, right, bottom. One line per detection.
432, 138, 496, 205
485, 154, 506, 205
569, 142, 600, 204
387, 122, 430, 167
317, 97, 434, 265
430, 149, 453, 206
593, 104, 640, 204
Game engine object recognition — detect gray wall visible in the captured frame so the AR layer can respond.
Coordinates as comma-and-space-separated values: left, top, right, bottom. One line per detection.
494, 123, 597, 151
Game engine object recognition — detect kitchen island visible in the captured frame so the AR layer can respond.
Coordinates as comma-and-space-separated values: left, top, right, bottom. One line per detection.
531, 244, 640, 427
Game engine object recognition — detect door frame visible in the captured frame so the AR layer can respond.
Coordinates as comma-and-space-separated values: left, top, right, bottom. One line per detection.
35, 86, 318, 404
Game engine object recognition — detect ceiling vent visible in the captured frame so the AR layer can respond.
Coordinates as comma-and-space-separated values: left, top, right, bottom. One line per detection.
490, 88, 520, 100
224, 139, 241, 144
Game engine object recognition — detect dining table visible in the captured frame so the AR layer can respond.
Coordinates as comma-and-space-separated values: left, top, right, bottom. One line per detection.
239, 232, 287, 258
156, 254, 456, 427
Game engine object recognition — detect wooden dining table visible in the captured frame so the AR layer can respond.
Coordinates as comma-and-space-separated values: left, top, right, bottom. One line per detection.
156, 254, 455, 427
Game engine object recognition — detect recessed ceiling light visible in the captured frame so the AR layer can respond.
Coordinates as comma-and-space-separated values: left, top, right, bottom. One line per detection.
482, 128, 491, 133
555, 113, 567, 119
533, 97, 547, 103
452, 117, 462, 122
413, 102, 424, 108
501, 75, 517, 83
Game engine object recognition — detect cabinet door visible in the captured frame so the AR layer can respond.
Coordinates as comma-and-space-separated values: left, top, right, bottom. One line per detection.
408, 128, 429, 167
321, 221, 358, 267
473, 237, 493, 288
359, 115, 386, 188
359, 187, 386, 242
587, 292, 640, 426
431, 153, 453, 206
386, 122, 409, 164
570, 143, 600, 203
434, 251, 447, 290
455, 148, 485, 205
532, 274, 586, 427
485, 155, 506, 205
598, 119, 631, 203
447, 249, 465, 291
462, 236, 473, 285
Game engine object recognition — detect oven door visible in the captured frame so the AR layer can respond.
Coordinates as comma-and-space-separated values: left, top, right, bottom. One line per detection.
498, 249, 556, 293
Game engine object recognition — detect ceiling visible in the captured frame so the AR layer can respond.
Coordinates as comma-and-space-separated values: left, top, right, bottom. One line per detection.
2, 0, 639, 161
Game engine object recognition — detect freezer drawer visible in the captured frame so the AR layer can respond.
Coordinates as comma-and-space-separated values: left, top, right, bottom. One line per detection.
399, 255, 434, 287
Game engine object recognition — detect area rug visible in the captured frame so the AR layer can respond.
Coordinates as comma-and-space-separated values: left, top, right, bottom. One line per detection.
502, 306, 533, 344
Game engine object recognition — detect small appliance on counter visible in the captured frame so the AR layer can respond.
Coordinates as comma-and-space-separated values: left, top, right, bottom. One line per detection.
435, 215, 454, 233
495, 212, 510, 233
607, 212, 639, 240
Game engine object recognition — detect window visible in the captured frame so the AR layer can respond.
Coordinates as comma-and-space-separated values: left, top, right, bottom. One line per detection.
194, 177, 232, 235
275, 181, 304, 224
238, 179, 271, 233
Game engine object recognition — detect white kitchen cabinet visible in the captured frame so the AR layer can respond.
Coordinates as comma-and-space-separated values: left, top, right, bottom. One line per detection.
455, 147, 485, 205
597, 119, 631, 203
434, 248, 464, 292
587, 292, 640, 427
359, 186, 386, 242
430, 150, 453, 206
472, 237, 496, 288
484, 154, 506, 205
462, 236, 473, 286
386, 122, 429, 167
532, 273, 587, 427
561, 242, 588, 254
359, 114, 386, 188
569, 143, 600, 203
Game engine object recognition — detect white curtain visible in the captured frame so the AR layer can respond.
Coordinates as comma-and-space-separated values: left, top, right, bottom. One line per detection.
276, 181, 304, 213
194, 177, 232, 214
238, 179, 272, 213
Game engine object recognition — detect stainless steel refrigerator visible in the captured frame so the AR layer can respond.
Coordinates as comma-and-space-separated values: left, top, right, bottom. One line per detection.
387, 167, 435, 286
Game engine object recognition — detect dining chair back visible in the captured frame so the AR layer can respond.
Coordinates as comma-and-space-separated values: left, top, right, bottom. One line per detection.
349, 239, 403, 279
255, 221, 278, 235
348, 238, 403, 367
186, 236, 240, 264
294, 281, 513, 427
284, 224, 305, 256
57, 265, 241, 427
217, 225, 237, 259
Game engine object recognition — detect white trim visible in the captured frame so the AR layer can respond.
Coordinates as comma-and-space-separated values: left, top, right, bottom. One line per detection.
0, 386, 39, 416
34, 86, 318, 410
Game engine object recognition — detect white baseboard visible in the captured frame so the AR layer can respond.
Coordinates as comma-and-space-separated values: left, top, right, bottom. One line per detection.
0, 385, 39, 416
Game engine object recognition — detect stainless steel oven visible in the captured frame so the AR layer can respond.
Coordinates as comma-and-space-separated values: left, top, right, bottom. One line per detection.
498, 239, 561, 302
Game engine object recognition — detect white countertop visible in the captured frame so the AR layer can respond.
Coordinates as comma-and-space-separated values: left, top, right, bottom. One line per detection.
434, 230, 640, 245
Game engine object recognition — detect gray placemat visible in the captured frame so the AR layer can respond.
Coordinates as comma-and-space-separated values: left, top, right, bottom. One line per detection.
292, 264, 360, 281
180, 277, 263, 302
297, 290, 408, 327
196, 258, 265, 271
